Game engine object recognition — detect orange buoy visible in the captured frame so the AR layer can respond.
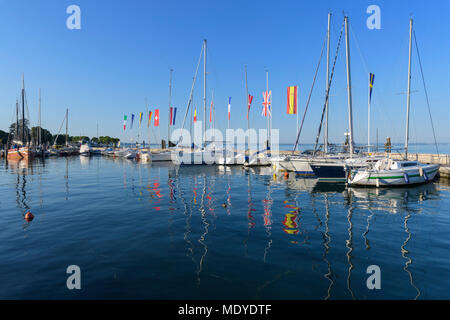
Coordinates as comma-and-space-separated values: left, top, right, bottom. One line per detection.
25, 211, 34, 222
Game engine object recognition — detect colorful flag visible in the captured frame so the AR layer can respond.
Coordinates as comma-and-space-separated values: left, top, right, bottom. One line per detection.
287, 86, 298, 115
148, 111, 153, 127
139, 112, 143, 127
123, 115, 127, 131
262, 90, 272, 117
172, 107, 177, 125
154, 109, 160, 126
194, 108, 197, 123
131, 114, 135, 129
228, 97, 231, 121
246, 94, 253, 120
169, 107, 173, 126
209, 99, 214, 123
369, 73, 375, 103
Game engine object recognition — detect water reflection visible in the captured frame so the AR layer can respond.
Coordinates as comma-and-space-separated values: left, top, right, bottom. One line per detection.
1, 156, 446, 299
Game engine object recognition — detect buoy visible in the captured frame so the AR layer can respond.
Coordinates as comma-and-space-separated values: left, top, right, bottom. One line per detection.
25, 211, 34, 222
273, 173, 277, 179
222, 203, 227, 208
284, 171, 289, 179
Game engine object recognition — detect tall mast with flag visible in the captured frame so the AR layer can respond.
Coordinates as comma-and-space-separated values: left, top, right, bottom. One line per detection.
368, 72, 375, 153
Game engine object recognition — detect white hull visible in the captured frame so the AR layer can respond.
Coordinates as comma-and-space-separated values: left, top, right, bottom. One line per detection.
349, 163, 439, 187
272, 156, 314, 176
150, 151, 173, 162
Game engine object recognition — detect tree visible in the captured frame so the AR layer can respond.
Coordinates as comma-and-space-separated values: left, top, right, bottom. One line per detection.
9, 119, 30, 143
0, 129, 8, 145
31, 126, 53, 145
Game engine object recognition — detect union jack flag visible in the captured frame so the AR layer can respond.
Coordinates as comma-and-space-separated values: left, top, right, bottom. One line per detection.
262, 90, 271, 117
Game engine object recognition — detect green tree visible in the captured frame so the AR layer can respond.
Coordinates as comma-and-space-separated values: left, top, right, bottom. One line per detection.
31, 126, 53, 145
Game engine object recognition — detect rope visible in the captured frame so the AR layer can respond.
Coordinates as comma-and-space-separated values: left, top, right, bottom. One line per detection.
312, 18, 346, 154
413, 31, 439, 155
292, 32, 327, 153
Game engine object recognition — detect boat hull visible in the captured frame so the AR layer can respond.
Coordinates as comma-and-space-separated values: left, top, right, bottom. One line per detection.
349, 164, 440, 187
7, 147, 34, 161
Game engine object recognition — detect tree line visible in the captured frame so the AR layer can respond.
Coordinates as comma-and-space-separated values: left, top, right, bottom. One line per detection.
0, 122, 119, 147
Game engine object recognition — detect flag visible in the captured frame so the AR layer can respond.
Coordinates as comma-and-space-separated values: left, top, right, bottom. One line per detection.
287, 86, 298, 114
148, 111, 153, 127
172, 107, 177, 125
123, 115, 127, 131
369, 73, 375, 103
209, 99, 214, 123
194, 108, 197, 123
131, 114, 135, 128
139, 112, 143, 127
262, 90, 272, 117
154, 109, 160, 126
246, 94, 253, 120
228, 97, 231, 121
169, 107, 173, 126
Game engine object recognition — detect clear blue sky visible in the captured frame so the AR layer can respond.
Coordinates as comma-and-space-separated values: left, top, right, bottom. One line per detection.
1, 0, 449, 144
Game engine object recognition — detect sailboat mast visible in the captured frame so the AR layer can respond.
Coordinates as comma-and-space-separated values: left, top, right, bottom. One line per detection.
324, 12, 331, 154
168, 69, 173, 148
367, 73, 371, 153
16, 98, 19, 142
65, 108, 69, 147
344, 16, 354, 156
245, 66, 249, 159
22, 74, 25, 145
203, 39, 207, 149
38, 88, 41, 147
405, 18, 413, 159
266, 70, 270, 151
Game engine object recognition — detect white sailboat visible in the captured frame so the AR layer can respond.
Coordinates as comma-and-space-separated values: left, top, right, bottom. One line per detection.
348, 19, 440, 187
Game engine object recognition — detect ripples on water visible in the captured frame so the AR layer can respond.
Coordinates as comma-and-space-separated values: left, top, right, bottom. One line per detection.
0, 156, 449, 299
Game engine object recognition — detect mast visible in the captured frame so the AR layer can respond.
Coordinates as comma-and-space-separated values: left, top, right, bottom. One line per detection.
16, 98, 19, 142
266, 70, 269, 150
405, 18, 413, 159
22, 74, 25, 146
324, 12, 331, 154
344, 16, 354, 156
168, 69, 173, 148
38, 88, 41, 147
203, 39, 207, 149
65, 108, 69, 147
367, 73, 371, 153
245, 66, 249, 160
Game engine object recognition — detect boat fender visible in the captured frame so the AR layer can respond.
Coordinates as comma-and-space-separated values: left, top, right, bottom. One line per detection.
419, 167, 423, 177
404, 173, 409, 184
284, 172, 289, 179
423, 170, 429, 181
376, 178, 380, 188
25, 211, 34, 222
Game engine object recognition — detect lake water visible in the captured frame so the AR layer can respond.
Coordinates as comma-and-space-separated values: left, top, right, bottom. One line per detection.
0, 156, 449, 299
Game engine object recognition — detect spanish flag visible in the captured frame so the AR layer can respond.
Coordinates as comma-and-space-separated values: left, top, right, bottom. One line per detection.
194, 108, 197, 123
369, 73, 375, 103
287, 86, 298, 115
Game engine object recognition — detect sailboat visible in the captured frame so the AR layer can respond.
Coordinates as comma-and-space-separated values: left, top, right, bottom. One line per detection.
348, 19, 440, 187
172, 40, 215, 165
7, 75, 35, 161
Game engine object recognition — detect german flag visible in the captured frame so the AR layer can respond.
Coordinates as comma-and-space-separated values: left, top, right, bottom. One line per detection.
287, 86, 298, 114
369, 73, 375, 103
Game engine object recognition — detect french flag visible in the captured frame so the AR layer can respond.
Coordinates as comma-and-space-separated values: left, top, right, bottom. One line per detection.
228, 97, 231, 120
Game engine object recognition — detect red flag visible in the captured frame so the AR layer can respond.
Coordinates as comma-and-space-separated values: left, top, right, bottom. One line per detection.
169, 107, 173, 126
154, 109, 160, 126
209, 100, 213, 123
246, 94, 253, 120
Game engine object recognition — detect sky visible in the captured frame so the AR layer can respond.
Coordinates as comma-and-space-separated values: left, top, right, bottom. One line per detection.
0, 0, 449, 145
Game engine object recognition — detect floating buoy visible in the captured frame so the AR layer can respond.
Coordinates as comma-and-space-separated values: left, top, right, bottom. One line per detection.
24, 211, 34, 222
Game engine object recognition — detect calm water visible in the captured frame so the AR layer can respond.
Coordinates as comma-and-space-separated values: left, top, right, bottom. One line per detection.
0, 156, 449, 299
